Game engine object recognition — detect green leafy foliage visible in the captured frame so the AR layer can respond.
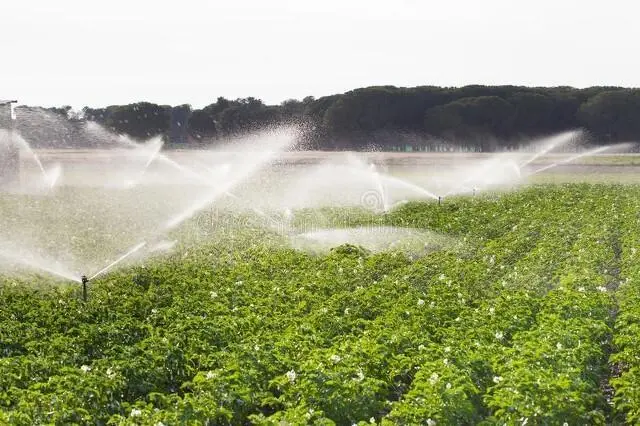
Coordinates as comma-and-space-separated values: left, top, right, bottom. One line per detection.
2, 184, 640, 423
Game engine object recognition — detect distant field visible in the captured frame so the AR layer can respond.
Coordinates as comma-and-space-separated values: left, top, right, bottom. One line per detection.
33, 149, 640, 166
12, 150, 637, 190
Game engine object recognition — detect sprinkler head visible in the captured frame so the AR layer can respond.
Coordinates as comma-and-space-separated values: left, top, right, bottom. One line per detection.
81, 275, 89, 302
438, 196, 442, 205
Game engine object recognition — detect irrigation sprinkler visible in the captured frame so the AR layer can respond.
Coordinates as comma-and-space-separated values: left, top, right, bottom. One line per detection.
438, 196, 442, 205
0, 100, 19, 188
77, 241, 148, 301
81, 275, 89, 302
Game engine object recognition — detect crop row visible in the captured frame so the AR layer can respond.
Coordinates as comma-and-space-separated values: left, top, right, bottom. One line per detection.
0, 184, 639, 424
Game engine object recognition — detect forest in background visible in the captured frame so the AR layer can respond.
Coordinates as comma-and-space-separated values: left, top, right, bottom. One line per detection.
12, 85, 640, 151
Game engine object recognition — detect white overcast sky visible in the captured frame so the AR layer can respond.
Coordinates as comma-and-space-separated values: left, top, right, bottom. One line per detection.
0, 0, 638, 108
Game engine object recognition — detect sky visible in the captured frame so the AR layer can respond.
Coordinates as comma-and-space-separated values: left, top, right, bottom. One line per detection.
1, 0, 638, 108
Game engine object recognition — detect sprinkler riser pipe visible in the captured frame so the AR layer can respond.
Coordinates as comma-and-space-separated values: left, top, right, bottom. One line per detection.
81, 275, 89, 302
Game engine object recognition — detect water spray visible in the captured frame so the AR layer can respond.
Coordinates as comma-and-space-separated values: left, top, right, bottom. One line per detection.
88, 241, 147, 281
529, 145, 612, 176
518, 130, 584, 169
73, 242, 148, 301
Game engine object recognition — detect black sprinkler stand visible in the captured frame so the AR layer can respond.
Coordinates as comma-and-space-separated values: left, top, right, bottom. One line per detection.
81, 275, 89, 302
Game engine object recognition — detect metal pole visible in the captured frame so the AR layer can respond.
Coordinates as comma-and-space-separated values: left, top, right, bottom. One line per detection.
81, 275, 88, 302
0, 100, 19, 188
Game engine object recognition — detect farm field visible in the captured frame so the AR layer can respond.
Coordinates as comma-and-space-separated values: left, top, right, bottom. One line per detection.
25, 150, 640, 188
2, 183, 640, 424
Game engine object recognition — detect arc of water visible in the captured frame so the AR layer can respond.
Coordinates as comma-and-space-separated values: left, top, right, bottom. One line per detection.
99, 126, 227, 187
1, 128, 294, 284
44, 164, 63, 189
88, 242, 147, 280
0, 244, 81, 283
14, 134, 46, 177
530, 145, 611, 175
137, 138, 165, 178
149, 240, 177, 253
165, 181, 226, 230
117, 138, 167, 187
155, 153, 213, 184
382, 173, 439, 201
164, 173, 246, 231
117, 135, 204, 185
223, 190, 287, 231
136, 149, 253, 227
445, 155, 526, 197
143, 141, 164, 169
348, 162, 438, 202
0, 239, 149, 284
89, 149, 277, 280
2, 130, 52, 186
163, 129, 293, 230
518, 130, 583, 169
127, 136, 235, 186
443, 158, 499, 197
519, 143, 559, 169
369, 164, 391, 212
140, 149, 232, 187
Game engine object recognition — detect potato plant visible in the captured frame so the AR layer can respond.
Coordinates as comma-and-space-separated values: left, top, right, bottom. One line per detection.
1, 184, 640, 424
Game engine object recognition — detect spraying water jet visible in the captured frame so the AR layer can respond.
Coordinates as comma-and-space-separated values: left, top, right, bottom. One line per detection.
529, 145, 612, 175
518, 130, 585, 169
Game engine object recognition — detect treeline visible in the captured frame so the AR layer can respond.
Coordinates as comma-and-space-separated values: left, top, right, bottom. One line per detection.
15, 85, 640, 151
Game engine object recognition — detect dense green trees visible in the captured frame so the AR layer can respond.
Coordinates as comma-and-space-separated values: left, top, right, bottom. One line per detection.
84, 102, 171, 140
305, 85, 636, 150
577, 89, 640, 141
12, 85, 640, 150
